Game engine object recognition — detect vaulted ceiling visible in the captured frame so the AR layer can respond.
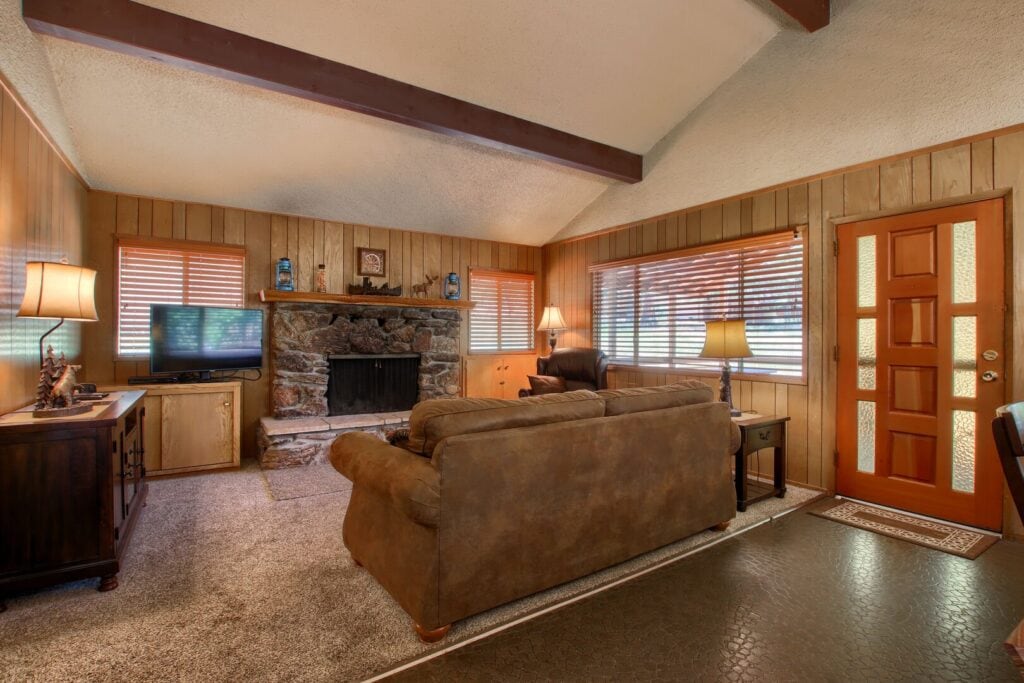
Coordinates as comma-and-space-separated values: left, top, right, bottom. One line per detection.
23, 0, 783, 245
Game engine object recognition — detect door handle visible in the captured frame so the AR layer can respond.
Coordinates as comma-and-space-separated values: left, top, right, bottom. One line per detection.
981, 370, 999, 382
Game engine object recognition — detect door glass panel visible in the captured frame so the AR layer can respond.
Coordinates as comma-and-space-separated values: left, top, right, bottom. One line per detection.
857, 318, 876, 389
952, 410, 976, 493
952, 221, 976, 304
857, 400, 876, 473
952, 316, 976, 398
857, 235, 876, 309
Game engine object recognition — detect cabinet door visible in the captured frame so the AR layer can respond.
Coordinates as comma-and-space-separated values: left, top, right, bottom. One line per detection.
160, 392, 234, 470
464, 356, 504, 398
502, 355, 537, 398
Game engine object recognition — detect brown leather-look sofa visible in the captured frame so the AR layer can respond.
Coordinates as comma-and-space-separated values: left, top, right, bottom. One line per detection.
329, 381, 740, 643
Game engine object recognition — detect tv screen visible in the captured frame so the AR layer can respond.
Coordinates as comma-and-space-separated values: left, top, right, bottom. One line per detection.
150, 304, 263, 375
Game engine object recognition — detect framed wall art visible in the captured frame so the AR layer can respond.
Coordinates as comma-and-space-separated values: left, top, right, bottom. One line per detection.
357, 247, 386, 277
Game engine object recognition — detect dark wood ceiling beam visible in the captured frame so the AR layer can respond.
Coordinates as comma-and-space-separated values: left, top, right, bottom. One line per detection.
23, 0, 643, 183
770, 0, 830, 32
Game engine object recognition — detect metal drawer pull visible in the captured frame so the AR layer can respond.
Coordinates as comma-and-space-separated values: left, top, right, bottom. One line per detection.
758, 430, 772, 440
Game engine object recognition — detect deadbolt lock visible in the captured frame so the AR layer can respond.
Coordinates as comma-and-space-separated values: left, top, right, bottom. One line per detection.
982, 349, 999, 361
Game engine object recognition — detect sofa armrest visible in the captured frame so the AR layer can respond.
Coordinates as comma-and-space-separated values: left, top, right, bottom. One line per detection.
729, 420, 741, 454
330, 431, 440, 527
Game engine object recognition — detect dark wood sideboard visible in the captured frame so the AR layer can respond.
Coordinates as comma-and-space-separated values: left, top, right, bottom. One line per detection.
0, 391, 147, 610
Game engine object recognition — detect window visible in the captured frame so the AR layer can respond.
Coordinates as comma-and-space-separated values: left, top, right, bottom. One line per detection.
117, 239, 246, 357
591, 230, 806, 378
469, 269, 535, 353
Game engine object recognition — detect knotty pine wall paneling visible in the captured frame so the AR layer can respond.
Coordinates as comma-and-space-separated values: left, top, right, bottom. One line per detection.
82, 191, 542, 460
544, 128, 1024, 536
0, 82, 87, 416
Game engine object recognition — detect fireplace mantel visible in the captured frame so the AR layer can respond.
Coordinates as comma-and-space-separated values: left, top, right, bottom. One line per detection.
259, 289, 475, 310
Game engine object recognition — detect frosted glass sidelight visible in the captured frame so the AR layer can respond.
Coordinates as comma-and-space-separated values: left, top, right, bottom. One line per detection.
952, 410, 976, 493
952, 221, 976, 304
857, 236, 876, 309
952, 316, 977, 398
857, 401, 876, 473
857, 318, 876, 390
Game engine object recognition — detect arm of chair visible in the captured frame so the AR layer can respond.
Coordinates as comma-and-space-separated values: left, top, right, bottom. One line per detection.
595, 353, 610, 390
329, 432, 440, 527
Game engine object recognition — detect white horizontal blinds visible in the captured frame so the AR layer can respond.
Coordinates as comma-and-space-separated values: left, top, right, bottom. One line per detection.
117, 241, 246, 357
592, 231, 805, 378
470, 270, 535, 353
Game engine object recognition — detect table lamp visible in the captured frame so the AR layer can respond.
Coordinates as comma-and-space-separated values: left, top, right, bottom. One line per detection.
18, 260, 98, 416
699, 318, 752, 417
537, 304, 567, 353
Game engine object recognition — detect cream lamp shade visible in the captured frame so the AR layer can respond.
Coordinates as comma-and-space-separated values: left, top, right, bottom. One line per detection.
17, 261, 98, 321
699, 319, 753, 359
537, 305, 567, 332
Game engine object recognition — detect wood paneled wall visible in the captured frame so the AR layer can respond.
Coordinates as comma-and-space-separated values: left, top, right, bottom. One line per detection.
81, 191, 542, 459
0, 81, 88, 415
544, 129, 1024, 536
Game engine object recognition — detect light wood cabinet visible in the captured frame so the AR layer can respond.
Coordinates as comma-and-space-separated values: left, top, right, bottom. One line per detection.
464, 355, 536, 398
100, 382, 241, 476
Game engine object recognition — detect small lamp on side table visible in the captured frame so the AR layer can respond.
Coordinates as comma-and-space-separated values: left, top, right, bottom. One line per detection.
699, 318, 752, 417
17, 260, 99, 417
537, 304, 567, 353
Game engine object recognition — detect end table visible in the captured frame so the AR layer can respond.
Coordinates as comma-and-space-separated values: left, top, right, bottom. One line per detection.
732, 413, 789, 512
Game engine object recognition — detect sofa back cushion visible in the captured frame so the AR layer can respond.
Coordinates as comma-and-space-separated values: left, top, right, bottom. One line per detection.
598, 381, 714, 416
406, 390, 604, 456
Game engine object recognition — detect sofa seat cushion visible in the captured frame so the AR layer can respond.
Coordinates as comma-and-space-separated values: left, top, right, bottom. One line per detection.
406, 390, 604, 456
598, 381, 714, 416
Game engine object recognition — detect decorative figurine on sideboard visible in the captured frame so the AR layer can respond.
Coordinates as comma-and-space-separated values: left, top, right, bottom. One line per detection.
444, 272, 461, 300
33, 347, 88, 418
275, 257, 294, 291
412, 274, 438, 298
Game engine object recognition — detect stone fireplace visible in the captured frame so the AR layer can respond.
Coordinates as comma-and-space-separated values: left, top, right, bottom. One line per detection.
258, 301, 462, 468
270, 303, 461, 418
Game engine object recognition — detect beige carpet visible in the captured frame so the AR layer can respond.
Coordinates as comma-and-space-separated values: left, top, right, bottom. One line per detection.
0, 462, 821, 682
263, 463, 351, 500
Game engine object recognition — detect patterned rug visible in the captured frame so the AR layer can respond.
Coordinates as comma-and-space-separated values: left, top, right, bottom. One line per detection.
810, 499, 998, 559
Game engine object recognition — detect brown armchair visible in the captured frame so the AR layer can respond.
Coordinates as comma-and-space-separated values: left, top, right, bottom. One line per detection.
518, 347, 609, 397
992, 403, 1024, 524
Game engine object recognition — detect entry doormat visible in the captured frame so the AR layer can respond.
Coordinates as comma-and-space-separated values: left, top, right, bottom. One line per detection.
810, 499, 998, 559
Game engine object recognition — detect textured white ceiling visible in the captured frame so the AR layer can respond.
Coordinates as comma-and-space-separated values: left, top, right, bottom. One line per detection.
31, 0, 778, 245
557, 0, 1024, 239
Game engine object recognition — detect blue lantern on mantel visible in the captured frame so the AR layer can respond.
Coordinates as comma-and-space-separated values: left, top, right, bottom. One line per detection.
276, 257, 294, 291
444, 272, 461, 300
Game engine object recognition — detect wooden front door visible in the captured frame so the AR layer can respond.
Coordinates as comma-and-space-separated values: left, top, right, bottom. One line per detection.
836, 198, 1005, 530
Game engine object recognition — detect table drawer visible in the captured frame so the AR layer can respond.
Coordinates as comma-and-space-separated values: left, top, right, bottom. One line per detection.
744, 422, 784, 451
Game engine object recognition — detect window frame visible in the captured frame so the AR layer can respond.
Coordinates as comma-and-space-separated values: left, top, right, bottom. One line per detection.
589, 228, 809, 385
115, 237, 248, 361
467, 267, 537, 355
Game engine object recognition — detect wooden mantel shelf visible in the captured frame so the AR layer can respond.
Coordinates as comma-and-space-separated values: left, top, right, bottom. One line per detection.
258, 289, 475, 310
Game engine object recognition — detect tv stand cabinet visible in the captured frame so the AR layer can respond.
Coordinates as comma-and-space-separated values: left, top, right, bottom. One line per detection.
101, 382, 241, 476
0, 391, 146, 607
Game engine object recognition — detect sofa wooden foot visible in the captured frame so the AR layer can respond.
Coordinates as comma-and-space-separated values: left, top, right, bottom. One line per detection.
0, 600, 6, 613
710, 521, 731, 532
414, 622, 451, 643
98, 574, 119, 592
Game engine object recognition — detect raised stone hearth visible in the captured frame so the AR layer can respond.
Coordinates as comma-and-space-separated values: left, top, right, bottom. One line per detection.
258, 412, 411, 469
271, 302, 461, 418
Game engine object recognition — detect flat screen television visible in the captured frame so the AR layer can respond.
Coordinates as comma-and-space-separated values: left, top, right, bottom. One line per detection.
150, 304, 263, 378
